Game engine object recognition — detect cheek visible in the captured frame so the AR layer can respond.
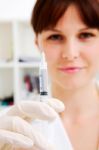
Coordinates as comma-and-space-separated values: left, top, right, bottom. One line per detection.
83, 43, 99, 69
43, 43, 62, 64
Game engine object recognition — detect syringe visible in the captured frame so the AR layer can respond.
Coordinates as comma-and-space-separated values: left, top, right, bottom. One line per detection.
39, 52, 49, 101
37, 52, 73, 149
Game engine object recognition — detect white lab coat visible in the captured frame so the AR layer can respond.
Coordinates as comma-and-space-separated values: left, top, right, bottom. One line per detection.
32, 115, 73, 150
30, 92, 73, 149
31, 79, 99, 150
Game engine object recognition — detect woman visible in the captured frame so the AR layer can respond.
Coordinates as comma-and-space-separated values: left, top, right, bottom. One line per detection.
31, 0, 99, 149
0, 0, 99, 149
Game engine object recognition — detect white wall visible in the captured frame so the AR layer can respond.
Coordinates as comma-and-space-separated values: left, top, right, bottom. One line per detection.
0, 0, 36, 20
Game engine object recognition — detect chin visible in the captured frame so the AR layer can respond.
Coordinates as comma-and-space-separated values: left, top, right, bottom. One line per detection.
57, 77, 92, 91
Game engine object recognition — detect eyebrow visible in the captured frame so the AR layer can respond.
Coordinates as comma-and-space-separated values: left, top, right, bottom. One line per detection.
47, 28, 62, 33
46, 27, 95, 33
79, 27, 94, 31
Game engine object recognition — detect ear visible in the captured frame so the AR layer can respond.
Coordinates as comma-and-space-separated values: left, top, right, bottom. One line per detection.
35, 36, 42, 53
35, 38, 38, 47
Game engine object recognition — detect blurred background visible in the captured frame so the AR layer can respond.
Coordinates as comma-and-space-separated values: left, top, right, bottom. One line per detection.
0, 0, 41, 109
0, 0, 99, 110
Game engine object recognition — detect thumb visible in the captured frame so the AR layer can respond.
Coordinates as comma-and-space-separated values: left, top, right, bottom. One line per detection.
45, 98, 65, 113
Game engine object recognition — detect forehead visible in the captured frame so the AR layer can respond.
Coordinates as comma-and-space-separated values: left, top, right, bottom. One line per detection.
54, 4, 87, 31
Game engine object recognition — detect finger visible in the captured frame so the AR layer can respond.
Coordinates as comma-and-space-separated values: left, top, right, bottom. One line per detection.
0, 129, 33, 148
5, 101, 58, 121
45, 98, 65, 113
12, 116, 55, 150
0, 116, 54, 150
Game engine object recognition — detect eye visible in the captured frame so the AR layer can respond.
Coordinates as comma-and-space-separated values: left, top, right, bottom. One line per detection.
79, 32, 95, 40
47, 34, 63, 41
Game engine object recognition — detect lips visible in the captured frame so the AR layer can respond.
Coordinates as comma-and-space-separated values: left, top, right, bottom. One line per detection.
58, 66, 84, 73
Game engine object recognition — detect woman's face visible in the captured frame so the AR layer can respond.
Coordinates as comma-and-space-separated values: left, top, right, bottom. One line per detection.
36, 5, 99, 90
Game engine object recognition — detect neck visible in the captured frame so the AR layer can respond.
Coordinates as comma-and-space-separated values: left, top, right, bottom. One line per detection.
51, 81, 99, 117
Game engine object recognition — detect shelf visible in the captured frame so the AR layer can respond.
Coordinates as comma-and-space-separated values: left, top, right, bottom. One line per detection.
0, 10, 40, 104
18, 63, 39, 68
0, 22, 13, 62
18, 67, 39, 101
0, 68, 14, 100
16, 21, 40, 60
0, 62, 14, 68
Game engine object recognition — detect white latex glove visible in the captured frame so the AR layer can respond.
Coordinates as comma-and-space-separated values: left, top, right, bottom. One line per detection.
0, 98, 65, 150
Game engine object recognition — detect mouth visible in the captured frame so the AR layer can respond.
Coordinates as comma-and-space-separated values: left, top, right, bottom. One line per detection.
58, 67, 85, 74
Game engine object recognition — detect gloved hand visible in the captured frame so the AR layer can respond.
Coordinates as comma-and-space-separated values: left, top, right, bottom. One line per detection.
0, 98, 65, 150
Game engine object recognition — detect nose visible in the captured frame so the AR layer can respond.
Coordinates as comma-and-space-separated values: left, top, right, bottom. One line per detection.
62, 40, 79, 61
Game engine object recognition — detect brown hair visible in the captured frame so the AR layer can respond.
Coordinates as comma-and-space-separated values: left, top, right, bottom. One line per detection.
31, 0, 99, 34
